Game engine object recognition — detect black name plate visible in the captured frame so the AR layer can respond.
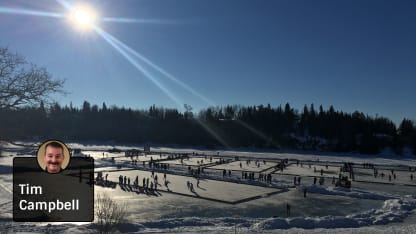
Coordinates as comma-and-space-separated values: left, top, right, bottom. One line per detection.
13, 157, 94, 222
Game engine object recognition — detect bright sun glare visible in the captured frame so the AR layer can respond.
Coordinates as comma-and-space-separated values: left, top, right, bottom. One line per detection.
68, 4, 97, 30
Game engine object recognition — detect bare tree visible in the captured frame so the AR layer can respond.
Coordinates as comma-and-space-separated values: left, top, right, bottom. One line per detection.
95, 192, 127, 234
0, 47, 65, 110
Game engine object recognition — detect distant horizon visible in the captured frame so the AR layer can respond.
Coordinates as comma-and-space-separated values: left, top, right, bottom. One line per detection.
46, 99, 410, 127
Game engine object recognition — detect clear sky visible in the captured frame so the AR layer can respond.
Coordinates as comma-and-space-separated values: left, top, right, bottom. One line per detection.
1, 0, 415, 125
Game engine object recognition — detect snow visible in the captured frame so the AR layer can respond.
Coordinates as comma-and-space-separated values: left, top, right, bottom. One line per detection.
302, 185, 399, 200
1, 141, 416, 233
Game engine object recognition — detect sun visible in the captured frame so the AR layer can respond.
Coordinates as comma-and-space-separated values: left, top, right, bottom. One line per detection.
68, 4, 97, 30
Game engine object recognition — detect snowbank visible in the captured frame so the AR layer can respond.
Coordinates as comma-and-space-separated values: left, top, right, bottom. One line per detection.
252, 196, 416, 230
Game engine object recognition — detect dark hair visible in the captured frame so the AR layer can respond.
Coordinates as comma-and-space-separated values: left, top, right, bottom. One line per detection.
44, 141, 64, 154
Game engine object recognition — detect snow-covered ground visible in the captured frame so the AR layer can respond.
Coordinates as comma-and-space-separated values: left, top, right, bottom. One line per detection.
1, 141, 416, 233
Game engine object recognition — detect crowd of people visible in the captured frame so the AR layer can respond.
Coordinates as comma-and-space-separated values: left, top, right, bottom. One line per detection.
113, 171, 171, 195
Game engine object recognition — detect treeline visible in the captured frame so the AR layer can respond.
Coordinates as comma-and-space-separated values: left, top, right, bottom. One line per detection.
0, 101, 415, 155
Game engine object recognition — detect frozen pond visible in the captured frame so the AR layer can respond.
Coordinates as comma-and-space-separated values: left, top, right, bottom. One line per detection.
95, 184, 383, 222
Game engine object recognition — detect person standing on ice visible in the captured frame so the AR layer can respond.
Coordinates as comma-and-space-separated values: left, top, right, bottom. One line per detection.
286, 203, 291, 217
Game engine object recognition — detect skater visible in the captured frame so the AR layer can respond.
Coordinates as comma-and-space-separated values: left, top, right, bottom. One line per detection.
286, 203, 291, 217
303, 188, 307, 197
313, 177, 317, 185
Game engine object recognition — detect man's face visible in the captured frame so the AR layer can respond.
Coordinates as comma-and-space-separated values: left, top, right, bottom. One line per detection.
44, 146, 64, 173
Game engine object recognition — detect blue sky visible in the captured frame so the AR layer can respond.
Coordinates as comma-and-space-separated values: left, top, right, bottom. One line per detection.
0, 0, 415, 125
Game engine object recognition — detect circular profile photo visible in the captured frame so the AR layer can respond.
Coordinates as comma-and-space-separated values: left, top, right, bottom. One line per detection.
37, 140, 71, 174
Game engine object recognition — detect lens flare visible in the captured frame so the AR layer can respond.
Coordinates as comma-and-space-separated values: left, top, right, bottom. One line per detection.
68, 4, 97, 30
